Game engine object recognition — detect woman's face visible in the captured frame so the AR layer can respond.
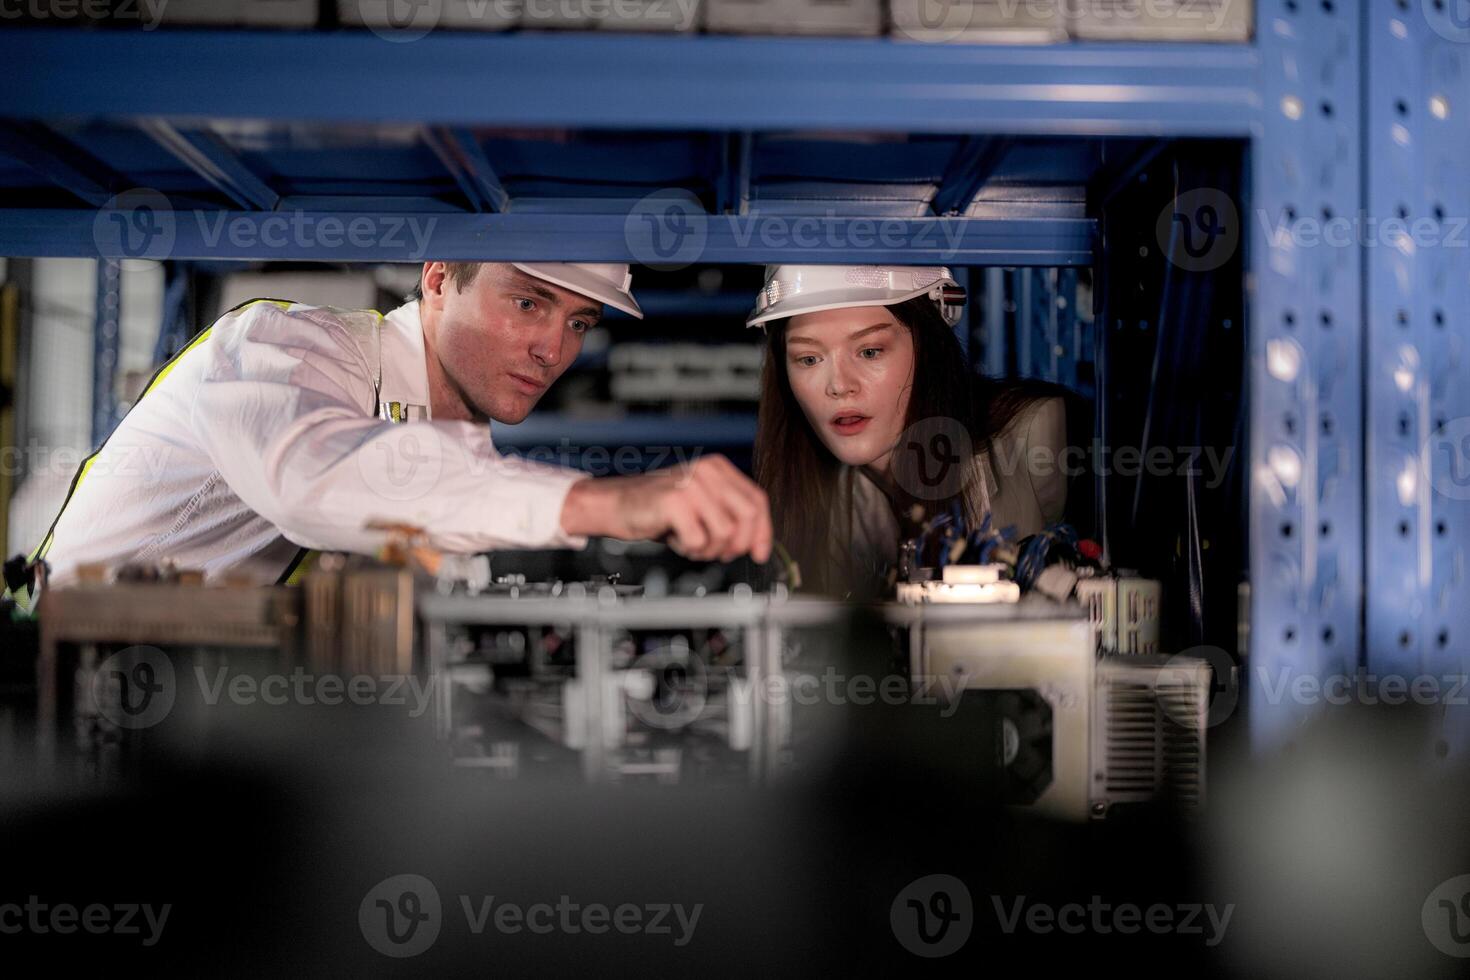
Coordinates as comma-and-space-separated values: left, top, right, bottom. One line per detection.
783, 305, 915, 475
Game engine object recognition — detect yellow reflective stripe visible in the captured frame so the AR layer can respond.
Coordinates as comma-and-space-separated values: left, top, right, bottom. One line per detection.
5, 298, 298, 614
283, 549, 320, 586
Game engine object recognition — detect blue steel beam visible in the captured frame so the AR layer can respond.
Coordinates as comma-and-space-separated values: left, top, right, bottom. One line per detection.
716, 132, 753, 217
137, 120, 280, 211
1247, 0, 1364, 751
0, 122, 118, 207
0, 208, 1095, 266
931, 137, 1012, 217
92, 259, 121, 446
1088, 139, 1169, 209
1366, 1, 1470, 758
421, 128, 510, 213
0, 29, 1260, 137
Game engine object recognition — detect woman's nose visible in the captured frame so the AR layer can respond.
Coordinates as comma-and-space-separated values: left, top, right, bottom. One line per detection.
826, 365, 857, 397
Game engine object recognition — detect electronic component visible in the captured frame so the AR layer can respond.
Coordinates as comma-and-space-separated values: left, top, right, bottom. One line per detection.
1076, 573, 1162, 656
1091, 654, 1209, 815
895, 563, 1020, 604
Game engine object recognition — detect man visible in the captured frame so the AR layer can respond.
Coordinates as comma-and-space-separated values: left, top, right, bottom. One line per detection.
7, 261, 771, 606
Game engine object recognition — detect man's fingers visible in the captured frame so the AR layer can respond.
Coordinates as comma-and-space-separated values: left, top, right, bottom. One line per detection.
750, 487, 773, 564
645, 456, 775, 563
702, 456, 774, 563
665, 503, 709, 559
683, 484, 741, 562
687, 464, 770, 564
690, 463, 759, 562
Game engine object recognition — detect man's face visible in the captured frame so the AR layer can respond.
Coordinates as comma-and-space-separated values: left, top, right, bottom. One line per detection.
420, 263, 602, 424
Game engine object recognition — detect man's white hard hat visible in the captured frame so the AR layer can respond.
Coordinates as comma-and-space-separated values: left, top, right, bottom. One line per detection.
513, 262, 643, 319
745, 264, 965, 329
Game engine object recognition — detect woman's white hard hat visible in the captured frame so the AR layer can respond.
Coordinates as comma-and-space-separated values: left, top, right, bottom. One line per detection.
746, 264, 966, 329
512, 262, 643, 319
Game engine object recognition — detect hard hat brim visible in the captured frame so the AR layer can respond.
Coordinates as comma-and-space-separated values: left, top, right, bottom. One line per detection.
746, 282, 959, 328
512, 262, 644, 320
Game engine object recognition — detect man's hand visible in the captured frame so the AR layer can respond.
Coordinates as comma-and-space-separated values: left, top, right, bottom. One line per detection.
559, 455, 773, 564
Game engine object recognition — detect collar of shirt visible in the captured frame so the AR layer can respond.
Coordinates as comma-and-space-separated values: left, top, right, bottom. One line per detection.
381, 300, 433, 420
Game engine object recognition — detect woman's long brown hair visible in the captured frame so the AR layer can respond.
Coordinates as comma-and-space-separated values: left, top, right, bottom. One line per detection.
753, 296, 1060, 594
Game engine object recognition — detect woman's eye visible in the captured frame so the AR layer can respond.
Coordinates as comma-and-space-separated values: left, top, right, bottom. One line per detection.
859, 347, 883, 360
795, 355, 819, 367
514, 297, 536, 312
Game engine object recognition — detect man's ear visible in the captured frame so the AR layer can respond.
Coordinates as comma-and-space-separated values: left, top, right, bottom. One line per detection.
421, 261, 448, 304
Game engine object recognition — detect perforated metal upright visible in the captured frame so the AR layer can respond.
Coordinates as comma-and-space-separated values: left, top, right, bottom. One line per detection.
1249, 0, 1365, 750
1366, 0, 1470, 757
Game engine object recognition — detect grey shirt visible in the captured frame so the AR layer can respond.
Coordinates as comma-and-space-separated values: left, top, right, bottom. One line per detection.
837, 397, 1070, 580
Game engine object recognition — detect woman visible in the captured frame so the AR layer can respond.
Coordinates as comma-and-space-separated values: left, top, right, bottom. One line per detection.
749, 264, 1075, 596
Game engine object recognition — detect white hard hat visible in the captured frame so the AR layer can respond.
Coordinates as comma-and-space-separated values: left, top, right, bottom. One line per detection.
746, 264, 965, 329
512, 262, 643, 319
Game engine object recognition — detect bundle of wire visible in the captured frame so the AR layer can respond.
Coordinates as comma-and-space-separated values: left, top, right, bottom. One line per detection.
1013, 523, 1081, 593
905, 502, 1016, 575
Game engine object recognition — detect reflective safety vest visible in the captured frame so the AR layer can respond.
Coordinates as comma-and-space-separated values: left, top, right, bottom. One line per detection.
3, 298, 410, 616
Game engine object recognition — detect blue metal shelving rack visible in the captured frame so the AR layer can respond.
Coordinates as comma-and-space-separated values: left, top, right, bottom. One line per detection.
0, 2, 1464, 756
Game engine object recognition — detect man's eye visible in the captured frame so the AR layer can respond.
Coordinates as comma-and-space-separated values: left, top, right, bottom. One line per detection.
570, 319, 591, 334
514, 297, 536, 312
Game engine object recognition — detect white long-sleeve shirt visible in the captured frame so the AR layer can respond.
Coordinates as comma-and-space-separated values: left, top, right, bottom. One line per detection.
38, 299, 589, 587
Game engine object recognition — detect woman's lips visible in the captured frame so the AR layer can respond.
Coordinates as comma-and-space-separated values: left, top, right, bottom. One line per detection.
829, 414, 871, 436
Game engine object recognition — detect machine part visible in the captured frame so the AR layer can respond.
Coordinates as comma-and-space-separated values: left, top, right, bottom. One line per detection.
941, 564, 1004, 585
419, 590, 849, 784
1032, 564, 1080, 603
1076, 574, 1161, 656
1091, 654, 1209, 815
911, 605, 1094, 821
338, 565, 416, 678
895, 580, 1021, 604
35, 581, 302, 761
